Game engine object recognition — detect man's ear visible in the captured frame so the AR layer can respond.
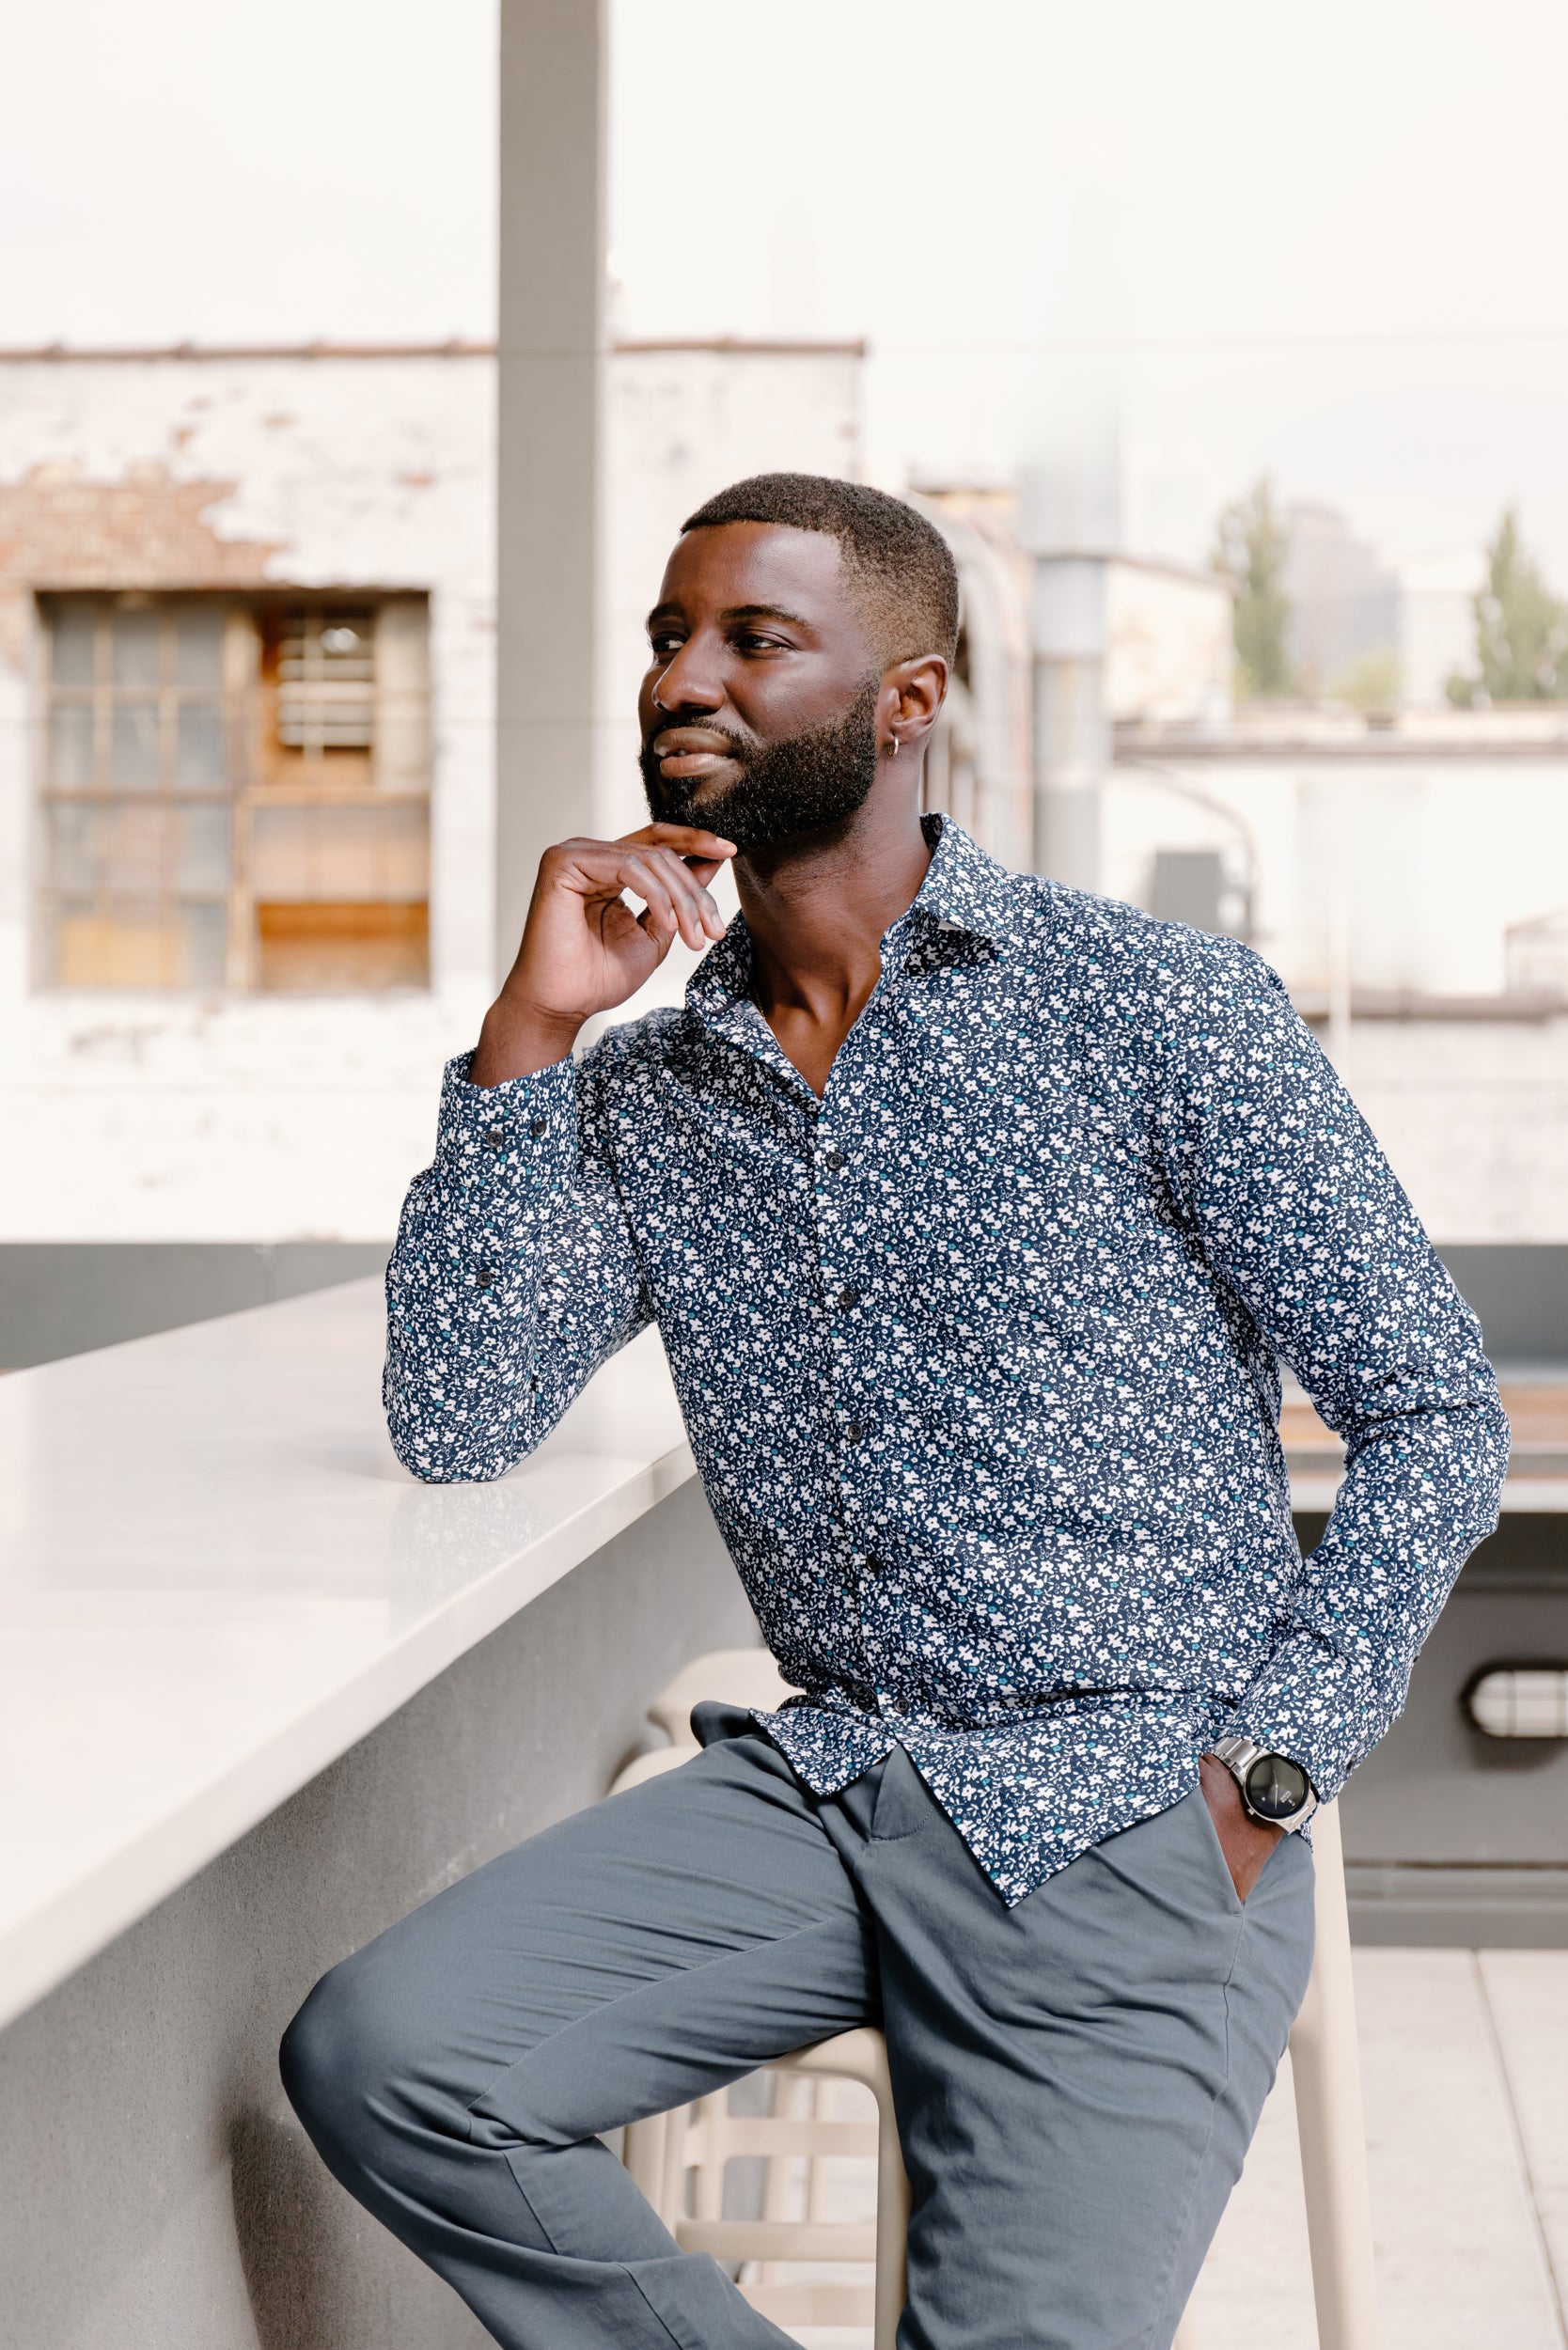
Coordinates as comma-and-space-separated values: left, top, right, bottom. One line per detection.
881, 654, 949, 753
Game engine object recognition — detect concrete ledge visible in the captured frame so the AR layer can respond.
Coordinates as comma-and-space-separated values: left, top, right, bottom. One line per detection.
1348, 1862, 1568, 1949
0, 1240, 392, 1368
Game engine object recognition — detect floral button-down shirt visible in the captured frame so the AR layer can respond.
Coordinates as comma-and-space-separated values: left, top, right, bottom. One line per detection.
384, 817, 1508, 1904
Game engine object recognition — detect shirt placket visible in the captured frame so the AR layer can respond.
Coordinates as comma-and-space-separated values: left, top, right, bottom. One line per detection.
810, 943, 926, 1725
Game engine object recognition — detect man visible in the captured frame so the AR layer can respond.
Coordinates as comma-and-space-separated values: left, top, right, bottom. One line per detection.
283, 475, 1508, 2348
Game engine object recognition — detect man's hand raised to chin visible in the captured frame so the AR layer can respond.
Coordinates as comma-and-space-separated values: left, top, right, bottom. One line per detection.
469, 823, 736, 1088
1199, 1753, 1285, 1904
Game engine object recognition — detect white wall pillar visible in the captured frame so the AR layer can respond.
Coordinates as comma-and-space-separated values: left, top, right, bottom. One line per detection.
495, 0, 610, 983
1019, 456, 1119, 894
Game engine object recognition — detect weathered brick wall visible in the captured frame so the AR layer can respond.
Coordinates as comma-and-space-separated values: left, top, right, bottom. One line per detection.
0, 462, 284, 669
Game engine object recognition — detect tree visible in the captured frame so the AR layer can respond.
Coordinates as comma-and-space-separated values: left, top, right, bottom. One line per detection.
1450, 509, 1568, 703
1212, 477, 1294, 699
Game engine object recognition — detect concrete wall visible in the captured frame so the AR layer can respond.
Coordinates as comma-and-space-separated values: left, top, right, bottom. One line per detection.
0, 1474, 758, 2350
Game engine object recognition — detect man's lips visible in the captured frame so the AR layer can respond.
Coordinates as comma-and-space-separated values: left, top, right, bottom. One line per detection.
651, 728, 746, 779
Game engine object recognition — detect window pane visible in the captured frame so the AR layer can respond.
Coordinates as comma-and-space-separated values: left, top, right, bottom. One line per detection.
102, 801, 177, 895
179, 901, 227, 987
256, 901, 428, 991
251, 800, 428, 900
176, 700, 226, 788
274, 609, 377, 751
50, 901, 181, 987
46, 801, 98, 891
176, 607, 225, 689
50, 606, 97, 686
111, 609, 163, 689
48, 701, 96, 788
176, 802, 231, 893
110, 700, 162, 787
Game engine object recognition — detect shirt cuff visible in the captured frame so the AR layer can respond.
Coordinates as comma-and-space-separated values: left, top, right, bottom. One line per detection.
432, 1048, 579, 1192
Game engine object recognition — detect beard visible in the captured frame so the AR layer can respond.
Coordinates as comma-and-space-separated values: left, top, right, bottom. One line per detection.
639, 678, 882, 855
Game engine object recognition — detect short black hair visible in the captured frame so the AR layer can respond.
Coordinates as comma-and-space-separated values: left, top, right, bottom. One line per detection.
681, 472, 960, 669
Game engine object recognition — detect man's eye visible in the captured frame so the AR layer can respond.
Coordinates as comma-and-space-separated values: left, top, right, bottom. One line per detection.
736, 633, 787, 653
649, 634, 682, 659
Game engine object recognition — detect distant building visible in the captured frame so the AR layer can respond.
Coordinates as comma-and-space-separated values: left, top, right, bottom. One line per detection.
0, 338, 861, 1245
1282, 500, 1400, 700
1105, 557, 1233, 728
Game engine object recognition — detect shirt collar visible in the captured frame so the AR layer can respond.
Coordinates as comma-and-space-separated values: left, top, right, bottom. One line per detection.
686, 814, 1009, 1026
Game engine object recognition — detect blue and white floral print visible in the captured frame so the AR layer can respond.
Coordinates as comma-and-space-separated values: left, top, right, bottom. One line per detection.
385, 817, 1508, 1904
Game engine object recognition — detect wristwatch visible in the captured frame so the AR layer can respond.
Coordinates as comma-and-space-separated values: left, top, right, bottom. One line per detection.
1208, 1736, 1319, 1832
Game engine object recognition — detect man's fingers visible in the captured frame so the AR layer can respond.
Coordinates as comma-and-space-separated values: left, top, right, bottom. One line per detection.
618, 822, 737, 862
641, 844, 726, 945
538, 836, 729, 950
618, 853, 682, 940
619, 846, 724, 948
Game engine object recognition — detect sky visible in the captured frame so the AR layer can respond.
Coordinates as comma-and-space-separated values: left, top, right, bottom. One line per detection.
2, 0, 1566, 575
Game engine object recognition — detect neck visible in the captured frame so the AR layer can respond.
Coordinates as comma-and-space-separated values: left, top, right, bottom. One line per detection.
734, 771, 933, 1092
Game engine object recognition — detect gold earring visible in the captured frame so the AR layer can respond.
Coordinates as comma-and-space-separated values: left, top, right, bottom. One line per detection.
887, 733, 901, 758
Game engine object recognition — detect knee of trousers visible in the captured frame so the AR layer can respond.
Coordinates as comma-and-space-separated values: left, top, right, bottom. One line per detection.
279, 1953, 462, 2191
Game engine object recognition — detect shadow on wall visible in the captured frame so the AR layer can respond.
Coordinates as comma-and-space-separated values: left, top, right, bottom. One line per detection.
230, 2105, 354, 2350
229, 2105, 494, 2350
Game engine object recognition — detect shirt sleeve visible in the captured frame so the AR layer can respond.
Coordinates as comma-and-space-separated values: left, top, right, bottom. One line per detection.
383, 1046, 652, 1482
1156, 942, 1510, 1801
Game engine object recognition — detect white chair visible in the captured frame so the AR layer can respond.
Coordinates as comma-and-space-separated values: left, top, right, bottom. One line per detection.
614, 1653, 1380, 2350
622, 2028, 910, 2350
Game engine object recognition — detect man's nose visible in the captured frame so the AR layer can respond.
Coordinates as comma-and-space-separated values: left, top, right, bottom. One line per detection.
651, 634, 726, 715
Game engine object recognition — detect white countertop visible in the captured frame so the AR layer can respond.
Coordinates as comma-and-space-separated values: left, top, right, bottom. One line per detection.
0, 1281, 692, 2033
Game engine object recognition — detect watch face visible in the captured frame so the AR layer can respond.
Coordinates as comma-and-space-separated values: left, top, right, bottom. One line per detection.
1244, 1753, 1311, 1822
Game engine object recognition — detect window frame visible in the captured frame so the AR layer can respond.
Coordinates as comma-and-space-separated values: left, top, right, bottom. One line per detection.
35, 589, 432, 996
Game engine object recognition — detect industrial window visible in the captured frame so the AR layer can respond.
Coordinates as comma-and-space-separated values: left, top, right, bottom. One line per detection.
39, 593, 431, 992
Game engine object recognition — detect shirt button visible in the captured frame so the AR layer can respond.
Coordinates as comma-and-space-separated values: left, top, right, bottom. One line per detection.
846, 1421, 864, 1445
864, 1554, 884, 1578
837, 1285, 860, 1311
482, 1126, 505, 1152
529, 1117, 548, 1138
476, 1263, 495, 1291
824, 1148, 846, 1171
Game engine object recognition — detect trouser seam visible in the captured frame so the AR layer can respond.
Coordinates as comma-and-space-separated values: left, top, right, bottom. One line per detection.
625, 2270, 698, 2350
503, 2125, 765, 2350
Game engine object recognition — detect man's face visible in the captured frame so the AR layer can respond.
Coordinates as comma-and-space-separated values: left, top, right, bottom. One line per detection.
638, 522, 884, 854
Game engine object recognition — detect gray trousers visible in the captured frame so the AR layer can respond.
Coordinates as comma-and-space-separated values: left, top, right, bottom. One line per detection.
281, 1710, 1314, 2350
